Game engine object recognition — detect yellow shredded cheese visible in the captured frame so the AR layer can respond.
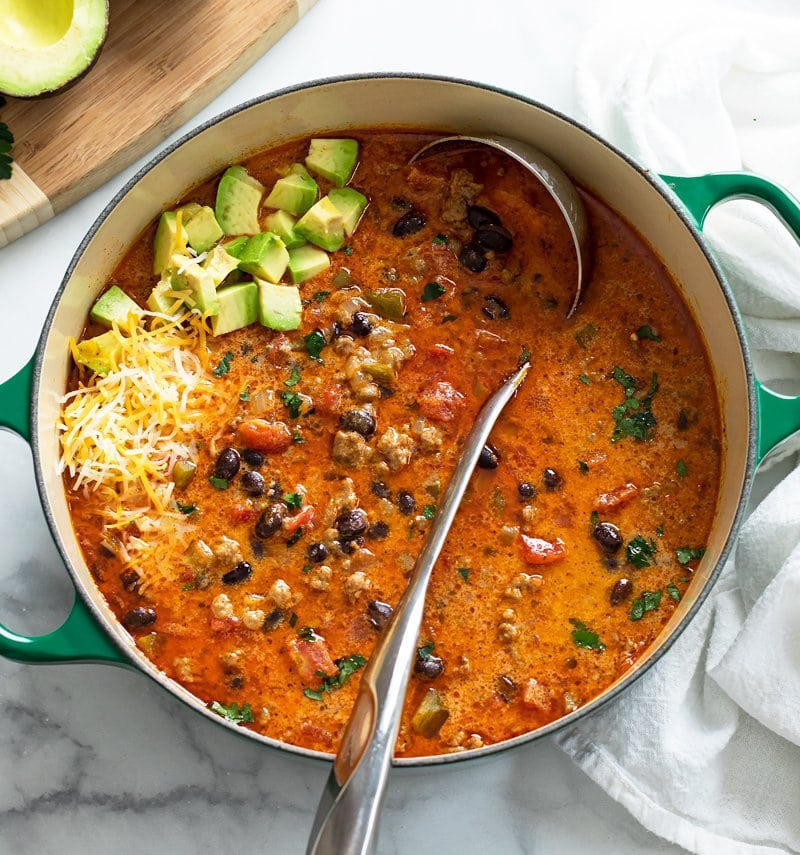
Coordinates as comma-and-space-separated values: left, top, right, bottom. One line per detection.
58, 312, 217, 544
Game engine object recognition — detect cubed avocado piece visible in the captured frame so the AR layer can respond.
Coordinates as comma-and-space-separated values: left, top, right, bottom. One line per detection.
74, 331, 123, 377
294, 197, 345, 252
147, 277, 183, 315
256, 280, 302, 331
328, 187, 368, 236
202, 245, 241, 286
89, 286, 143, 331
215, 165, 264, 236
264, 209, 306, 249
222, 235, 249, 258
182, 204, 224, 253
172, 255, 219, 316
211, 281, 259, 336
305, 138, 359, 187
237, 232, 289, 284
264, 172, 318, 216
153, 210, 188, 276
288, 245, 330, 284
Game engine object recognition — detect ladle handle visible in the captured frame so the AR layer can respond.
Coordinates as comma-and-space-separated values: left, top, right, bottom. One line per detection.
307, 363, 530, 855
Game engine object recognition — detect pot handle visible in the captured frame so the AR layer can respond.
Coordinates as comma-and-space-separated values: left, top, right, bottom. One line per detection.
0, 358, 127, 665
661, 172, 800, 464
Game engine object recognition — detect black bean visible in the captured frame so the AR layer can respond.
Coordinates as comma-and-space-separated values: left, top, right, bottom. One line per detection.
543, 468, 561, 490
392, 208, 426, 236
467, 205, 502, 229
414, 654, 444, 679
263, 608, 285, 631
367, 599, 394, 630
255, 503, 286, 539
122, 607, 156, 630
335, 508, 368, 540
350, 312, 373, 337
119, 569, 141, 593
518, 481, 537, 500
367, 521, 390, 540
482, 295, 509, 320
241, 470, 266, 496
306, 542, 328, 563
222, 561, 252, 585
371, 480, 391, 499
593, 522, 623, 553
496, 674, 519, 702
475, 224, 513, 253
397, 491, 416, 515
610, 577, 633, 605
226, 674, 244, 690
214, 447, 241, 481
330, 321, 345, 339
478, 443, 500, 469
378, 385, 395, 398
459, 243, 487, 273
241, 449, 265, 468
340, 408, 376, 438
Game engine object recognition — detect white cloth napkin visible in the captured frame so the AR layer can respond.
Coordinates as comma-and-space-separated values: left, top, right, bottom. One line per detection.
555, 3, 800, 853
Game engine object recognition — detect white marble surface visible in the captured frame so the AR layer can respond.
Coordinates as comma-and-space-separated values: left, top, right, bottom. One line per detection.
0, 2, 706, 852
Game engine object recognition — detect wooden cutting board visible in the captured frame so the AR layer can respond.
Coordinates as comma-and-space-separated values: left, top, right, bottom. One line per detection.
0, 0, 318, 248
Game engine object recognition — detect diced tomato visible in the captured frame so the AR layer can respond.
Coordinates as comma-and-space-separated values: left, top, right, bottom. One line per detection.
428, 343, 455, 361
519, 534, 567, 565
289, 636, 338, 683
210, 616, 240, 634
283, 504, 315, 535
236, 419, 293, 454
299, 720, 334, 747
593, 483, 639, 513
316, 384, 343, 415
230, 503, 258, 524
521, 678, 552, 711
418, 381, 465, 422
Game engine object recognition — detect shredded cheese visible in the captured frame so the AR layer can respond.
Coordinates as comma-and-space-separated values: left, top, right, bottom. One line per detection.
58, 312, 217, 550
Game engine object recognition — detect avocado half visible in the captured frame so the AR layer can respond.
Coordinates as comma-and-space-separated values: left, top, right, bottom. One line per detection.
0, 0, 109, 99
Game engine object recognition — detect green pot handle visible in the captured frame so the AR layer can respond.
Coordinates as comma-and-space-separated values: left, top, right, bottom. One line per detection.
661, 172, 800, 465
0, 358, 127, 665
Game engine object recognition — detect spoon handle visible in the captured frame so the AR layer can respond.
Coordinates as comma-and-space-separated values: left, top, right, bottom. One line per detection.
306, 362, 530, 855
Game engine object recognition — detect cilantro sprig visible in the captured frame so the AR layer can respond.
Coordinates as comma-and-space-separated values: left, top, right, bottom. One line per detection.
610, 366, 658, 443
569, 618, 605, 651
303, 654, 367, 701
208, 701, 254, 724
626, 534, 657, 568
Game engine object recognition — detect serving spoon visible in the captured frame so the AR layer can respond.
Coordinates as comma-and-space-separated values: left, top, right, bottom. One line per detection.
306, 361, 530, 855
410, 134, 591, 318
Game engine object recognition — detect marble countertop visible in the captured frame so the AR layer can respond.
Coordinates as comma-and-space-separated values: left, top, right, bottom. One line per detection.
0, 2, 695, 852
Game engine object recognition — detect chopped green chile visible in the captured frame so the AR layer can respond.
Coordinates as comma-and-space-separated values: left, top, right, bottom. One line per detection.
411, 688, 450, 738
365, 287, 406, 320
172, 460, 197, 489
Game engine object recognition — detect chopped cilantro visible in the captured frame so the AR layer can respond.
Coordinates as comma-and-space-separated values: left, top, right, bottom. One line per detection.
209, 701, 254, 724
283, 491, 303, 509
208, 476, 229, 490
578, 374, 591, 385
626, 534, 657, 568
181, 582, 195, 592
304, 653, 367, 699
421, 281, 446, 302
286, 528, 304, 547
284, 368, 302, 387
676, 546, 705, 565
293, 432, 305, 443
417, 642, 435, 660
656, 524, 664, 537
422, 503, 436, 520
667, 583, 681, 602
630, 590, 662, 621
212, 351, 234, 378
442, 314, 458, 324
302, 564, 312, 574
636, 325, 661, 342
610, 366, 658, 443
175, 501, 198, 515
676, 459, 688, 478
297, 626, 318, 641
432, 234, 449, 245
304, 330, 326, 361
577, 460, 589, 474
313, 290, 330, 303
250, 355, 258, 363
569, 618, 605, 651
281, 390, 303, 419
519, 348, 532, 365
344, 246, 354, 256
457, 567, 470, 582
239, 385, 251, 402
590, 510, 600, 528
303, 687, 324, 701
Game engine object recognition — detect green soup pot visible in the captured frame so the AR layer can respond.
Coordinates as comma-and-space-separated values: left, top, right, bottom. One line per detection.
1, 74, 799, 765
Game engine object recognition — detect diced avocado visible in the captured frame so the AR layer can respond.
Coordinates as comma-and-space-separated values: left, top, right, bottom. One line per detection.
211, 281, 259, 336
153, 210, 188, 275
264, 209, 306, 249
288, 162, 312, 178
89, 286, 143, 330
288, 244, 330, 284
202, 245, 241, 286
74, 331, 123, 377
328, 187, 368, 236
147, 273, 185, 315
182, 204, 224, 253
237, 232, 289, 284
257, 280, 302, 331
172, 255, 219, 316
222, 235, 249, 258
215, 165, 264, 236
263, 172, 318, 216
294, 197, 345, 252
305, 138, 358, 187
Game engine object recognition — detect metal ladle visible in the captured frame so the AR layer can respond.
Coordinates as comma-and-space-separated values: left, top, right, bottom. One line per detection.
306, 362, 530, 855
410, 134, 590, 317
